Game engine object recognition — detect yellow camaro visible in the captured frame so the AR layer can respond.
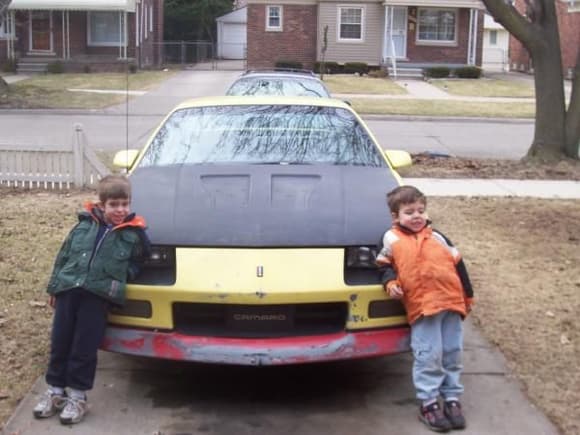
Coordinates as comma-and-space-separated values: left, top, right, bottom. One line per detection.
104, 96, 412, 365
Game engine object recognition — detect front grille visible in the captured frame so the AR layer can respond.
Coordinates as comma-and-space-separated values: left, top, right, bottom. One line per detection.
173, 302, 348, 338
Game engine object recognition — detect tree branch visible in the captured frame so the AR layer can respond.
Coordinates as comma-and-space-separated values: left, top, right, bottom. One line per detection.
481, 0, 538, 47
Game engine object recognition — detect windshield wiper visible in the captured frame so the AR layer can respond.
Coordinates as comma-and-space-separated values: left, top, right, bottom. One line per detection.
248, 161, 313, 165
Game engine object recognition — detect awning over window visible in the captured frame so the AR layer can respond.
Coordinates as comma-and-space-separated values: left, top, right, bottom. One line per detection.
8, 0, 136, 12
383, 0, 485, 9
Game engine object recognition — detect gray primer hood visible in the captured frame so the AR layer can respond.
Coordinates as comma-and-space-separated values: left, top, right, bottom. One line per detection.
130, 165, 398, 247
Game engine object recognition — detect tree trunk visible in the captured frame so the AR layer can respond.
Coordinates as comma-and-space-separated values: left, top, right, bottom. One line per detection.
526, 42, 567, 161
524, 0, 568, 161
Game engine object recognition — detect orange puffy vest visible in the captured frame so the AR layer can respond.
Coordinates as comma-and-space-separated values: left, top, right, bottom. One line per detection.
380, 225, 468, 325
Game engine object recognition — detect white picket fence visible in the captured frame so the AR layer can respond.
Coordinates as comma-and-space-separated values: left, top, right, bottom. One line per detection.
0, 124, 111, 189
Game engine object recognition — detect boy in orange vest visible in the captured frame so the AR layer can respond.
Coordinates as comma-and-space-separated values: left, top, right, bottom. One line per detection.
377, 185, 473, 432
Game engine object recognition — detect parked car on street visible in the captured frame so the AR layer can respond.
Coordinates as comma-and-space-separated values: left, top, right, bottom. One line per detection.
106, 96, 412, 365
226, 69, 332, 97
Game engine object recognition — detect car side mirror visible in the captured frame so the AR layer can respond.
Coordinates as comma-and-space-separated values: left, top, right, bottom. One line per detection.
113, 149, 140, 169
384, 150, 412, 169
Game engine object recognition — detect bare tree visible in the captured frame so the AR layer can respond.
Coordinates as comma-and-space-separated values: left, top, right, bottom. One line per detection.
482, 0, 579, 160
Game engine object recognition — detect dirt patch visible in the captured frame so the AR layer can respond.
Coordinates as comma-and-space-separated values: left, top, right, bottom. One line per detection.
399, 153, 580, 181
0, 187, 579, 434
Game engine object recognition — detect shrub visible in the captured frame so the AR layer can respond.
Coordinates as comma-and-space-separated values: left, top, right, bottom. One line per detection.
47, 61, 64, 74
274, 60, 303, 70
1, 59, 17, 73
313, 61, 341, 74
343, 62, 369, 75
423, 66, 450, 79
128, 63, 138, 74
83, 65, 91, 74
454, 66, 482, 79
368, 68, 388, 78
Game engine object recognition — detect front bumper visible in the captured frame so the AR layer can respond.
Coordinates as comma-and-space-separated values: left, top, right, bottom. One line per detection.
101, 326, 410, 366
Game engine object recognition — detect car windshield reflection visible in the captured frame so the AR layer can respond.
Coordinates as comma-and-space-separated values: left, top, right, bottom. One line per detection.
226, 78, 329, 97
138, 105, 386, 168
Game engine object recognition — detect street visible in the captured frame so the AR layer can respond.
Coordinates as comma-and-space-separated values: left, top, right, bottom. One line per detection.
0, 70, 534, 160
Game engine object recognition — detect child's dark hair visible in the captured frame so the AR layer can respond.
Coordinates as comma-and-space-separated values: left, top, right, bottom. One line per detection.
387, 185, 426, 214
98, 175, 131, 203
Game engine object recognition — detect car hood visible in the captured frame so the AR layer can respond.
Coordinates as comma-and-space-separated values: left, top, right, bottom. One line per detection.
130, 164, 397, 247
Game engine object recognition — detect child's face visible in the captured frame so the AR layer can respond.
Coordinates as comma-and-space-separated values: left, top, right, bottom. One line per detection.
392, 200, 428, 232
100, 197, 131, 226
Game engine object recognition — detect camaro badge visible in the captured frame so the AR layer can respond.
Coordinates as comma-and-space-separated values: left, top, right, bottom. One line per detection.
257, 266, 264, 277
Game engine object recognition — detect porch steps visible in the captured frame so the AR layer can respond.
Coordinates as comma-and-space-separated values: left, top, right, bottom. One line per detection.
16, 56, 56, 74
387, 66, 424, 79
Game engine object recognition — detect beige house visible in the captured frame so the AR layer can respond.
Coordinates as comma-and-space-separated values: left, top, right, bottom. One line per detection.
247, 0, 486, 75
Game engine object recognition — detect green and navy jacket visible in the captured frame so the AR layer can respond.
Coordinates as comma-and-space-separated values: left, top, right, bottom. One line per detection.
47, 202, 150, 306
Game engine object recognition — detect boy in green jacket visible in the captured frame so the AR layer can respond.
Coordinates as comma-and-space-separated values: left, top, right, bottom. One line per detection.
33, 175, 149, 425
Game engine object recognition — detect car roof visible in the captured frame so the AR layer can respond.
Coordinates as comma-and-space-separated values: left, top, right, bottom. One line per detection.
173, 96, 351, 111
241, 68, 318, 78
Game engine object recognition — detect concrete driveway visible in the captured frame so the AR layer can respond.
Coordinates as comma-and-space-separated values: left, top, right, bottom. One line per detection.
3, 322, 558, 435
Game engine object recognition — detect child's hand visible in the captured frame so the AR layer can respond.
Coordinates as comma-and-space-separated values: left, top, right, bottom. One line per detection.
465, 297, 474, 313
48, 296, 55, 308
386, 281, 404, 299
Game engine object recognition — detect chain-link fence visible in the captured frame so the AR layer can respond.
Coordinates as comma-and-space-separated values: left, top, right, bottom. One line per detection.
155, 41, 246, 71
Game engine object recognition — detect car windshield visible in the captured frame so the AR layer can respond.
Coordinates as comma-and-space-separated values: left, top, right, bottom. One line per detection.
226, 77, 330, 97
138, 105, 386, 167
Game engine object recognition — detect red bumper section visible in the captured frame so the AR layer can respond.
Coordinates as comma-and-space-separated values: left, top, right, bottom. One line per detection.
101, 327, 411, 366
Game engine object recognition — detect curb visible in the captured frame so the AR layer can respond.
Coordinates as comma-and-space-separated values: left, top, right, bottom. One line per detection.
0, 108, 535, 124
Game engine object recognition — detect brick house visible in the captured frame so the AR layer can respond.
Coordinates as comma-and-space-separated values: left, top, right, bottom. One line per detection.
0, 0, 164, 73
509, 0, 579, 78
246, 0, 485, 75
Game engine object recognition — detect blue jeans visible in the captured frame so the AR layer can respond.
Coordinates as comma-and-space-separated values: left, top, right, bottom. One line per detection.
411, 310, 464, 402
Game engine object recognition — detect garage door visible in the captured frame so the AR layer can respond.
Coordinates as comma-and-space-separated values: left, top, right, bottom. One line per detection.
221, 23, 246, 60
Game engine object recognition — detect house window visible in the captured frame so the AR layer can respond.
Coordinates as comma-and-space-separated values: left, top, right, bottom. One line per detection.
266, 5, 282, 31
0, 14, 8, 37
417, 8, 457, 44
489, 30, 497, 45
338, 7, 363, 41
88, 11, 126, 46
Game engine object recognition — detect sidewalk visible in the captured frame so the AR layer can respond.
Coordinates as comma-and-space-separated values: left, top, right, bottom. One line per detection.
404, 178, 580, 199
333, 71, 572, 103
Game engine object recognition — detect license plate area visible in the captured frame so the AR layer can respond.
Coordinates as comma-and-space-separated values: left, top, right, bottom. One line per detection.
226, 304, 294, 333
172, 302, 347, 338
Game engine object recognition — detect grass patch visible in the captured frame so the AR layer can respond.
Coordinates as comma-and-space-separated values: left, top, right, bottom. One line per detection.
351, 98, 535, 118
430, 78, 535, 98
0, 70, 177, 109
323, 74, 407, 95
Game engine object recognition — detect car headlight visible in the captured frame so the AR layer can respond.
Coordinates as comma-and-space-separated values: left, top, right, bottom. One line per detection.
132, 246, 176, 285
345, 246, 378, 269
145, 246, 175, 268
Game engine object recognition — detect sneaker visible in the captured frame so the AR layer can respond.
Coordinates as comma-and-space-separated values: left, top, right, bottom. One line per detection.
59, 396, 88, 425
418, 401, 452, 433
32, 390, 67, 419
444, 400, 466, 429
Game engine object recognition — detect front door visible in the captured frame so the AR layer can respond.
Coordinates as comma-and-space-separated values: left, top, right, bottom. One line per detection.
29, 11, 53, 52
386, 7, 407, 59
